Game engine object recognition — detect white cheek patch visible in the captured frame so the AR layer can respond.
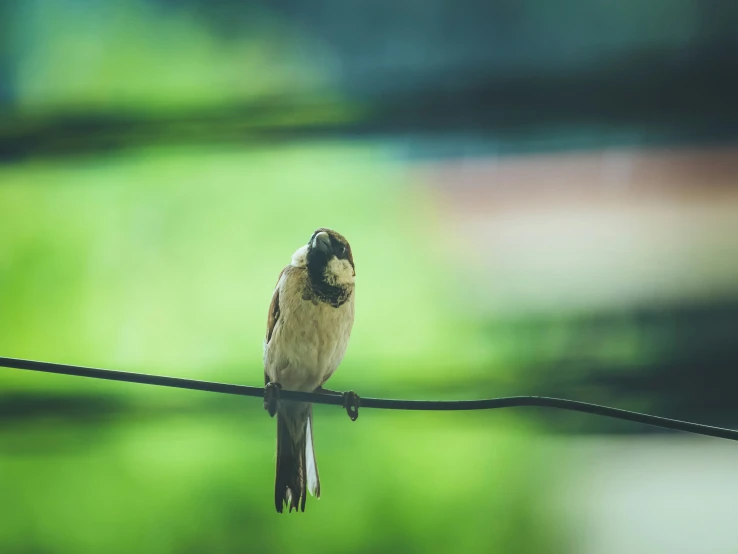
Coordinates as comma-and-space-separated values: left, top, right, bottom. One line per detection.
324, 257, 355, 285
291, 245, 308, 267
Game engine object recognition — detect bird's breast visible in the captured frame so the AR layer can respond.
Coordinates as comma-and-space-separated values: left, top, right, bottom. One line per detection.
266, 288, 355, 391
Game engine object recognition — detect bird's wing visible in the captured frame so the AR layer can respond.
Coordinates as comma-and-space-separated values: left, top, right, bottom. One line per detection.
266, 267, 287, 345
264, 267, 286, 386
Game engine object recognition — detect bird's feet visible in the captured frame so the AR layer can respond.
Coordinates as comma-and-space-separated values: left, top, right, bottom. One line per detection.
264, 382, 282, 417
316, 386, 360, 421
343, 390, 360, 421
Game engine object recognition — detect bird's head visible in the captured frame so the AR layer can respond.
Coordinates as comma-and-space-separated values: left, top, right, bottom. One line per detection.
297, 228, 355, 286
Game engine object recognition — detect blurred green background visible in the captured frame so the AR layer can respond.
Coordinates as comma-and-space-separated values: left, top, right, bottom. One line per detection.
2, 1, 738, 553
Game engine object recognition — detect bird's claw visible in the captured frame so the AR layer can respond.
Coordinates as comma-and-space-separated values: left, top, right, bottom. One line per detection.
314, 386, 360, 421
343, 390, 360, 421
264, 382, 282, 417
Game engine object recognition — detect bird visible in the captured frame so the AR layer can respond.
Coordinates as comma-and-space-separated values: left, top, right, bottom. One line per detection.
263, 228, 357, 513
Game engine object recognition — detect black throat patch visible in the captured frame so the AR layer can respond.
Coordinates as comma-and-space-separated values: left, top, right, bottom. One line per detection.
305, 253, 353, 308
303, 277, 353, 308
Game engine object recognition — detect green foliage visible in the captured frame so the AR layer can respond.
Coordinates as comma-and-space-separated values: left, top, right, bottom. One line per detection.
0, 143, 564, 553
12, 0, 337, 111
0, 144, 501, 392
0, 411, 561, 554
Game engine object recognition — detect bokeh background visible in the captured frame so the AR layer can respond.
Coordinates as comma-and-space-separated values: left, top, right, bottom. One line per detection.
2, 1, 738, 553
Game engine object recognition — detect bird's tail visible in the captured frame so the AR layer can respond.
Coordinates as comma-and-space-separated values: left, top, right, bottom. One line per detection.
275, 401, 320, 513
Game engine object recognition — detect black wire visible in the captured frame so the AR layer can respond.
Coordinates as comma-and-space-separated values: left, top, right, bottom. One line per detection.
2, 356, 737, 442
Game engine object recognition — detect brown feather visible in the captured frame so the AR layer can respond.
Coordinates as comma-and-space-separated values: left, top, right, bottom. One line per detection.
274, 401, 311, 513
265, 267, 286, 345
312, 228, 355, 273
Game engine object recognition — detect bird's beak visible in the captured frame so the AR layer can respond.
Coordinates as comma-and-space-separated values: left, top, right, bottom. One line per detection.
312, 231, 332, 254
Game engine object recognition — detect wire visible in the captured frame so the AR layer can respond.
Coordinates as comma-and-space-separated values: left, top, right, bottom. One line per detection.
2, 356, 737, 442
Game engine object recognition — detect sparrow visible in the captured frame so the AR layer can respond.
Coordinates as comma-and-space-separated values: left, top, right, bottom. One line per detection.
263, 228, 356, 513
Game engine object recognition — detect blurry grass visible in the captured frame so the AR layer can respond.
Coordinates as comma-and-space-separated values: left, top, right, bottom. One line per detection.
0, 141, 567, 551
0, 142, 504, 400
0, 409, 563, 554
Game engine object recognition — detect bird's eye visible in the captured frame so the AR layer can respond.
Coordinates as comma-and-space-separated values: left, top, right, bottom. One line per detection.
336, 244, 346, 257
